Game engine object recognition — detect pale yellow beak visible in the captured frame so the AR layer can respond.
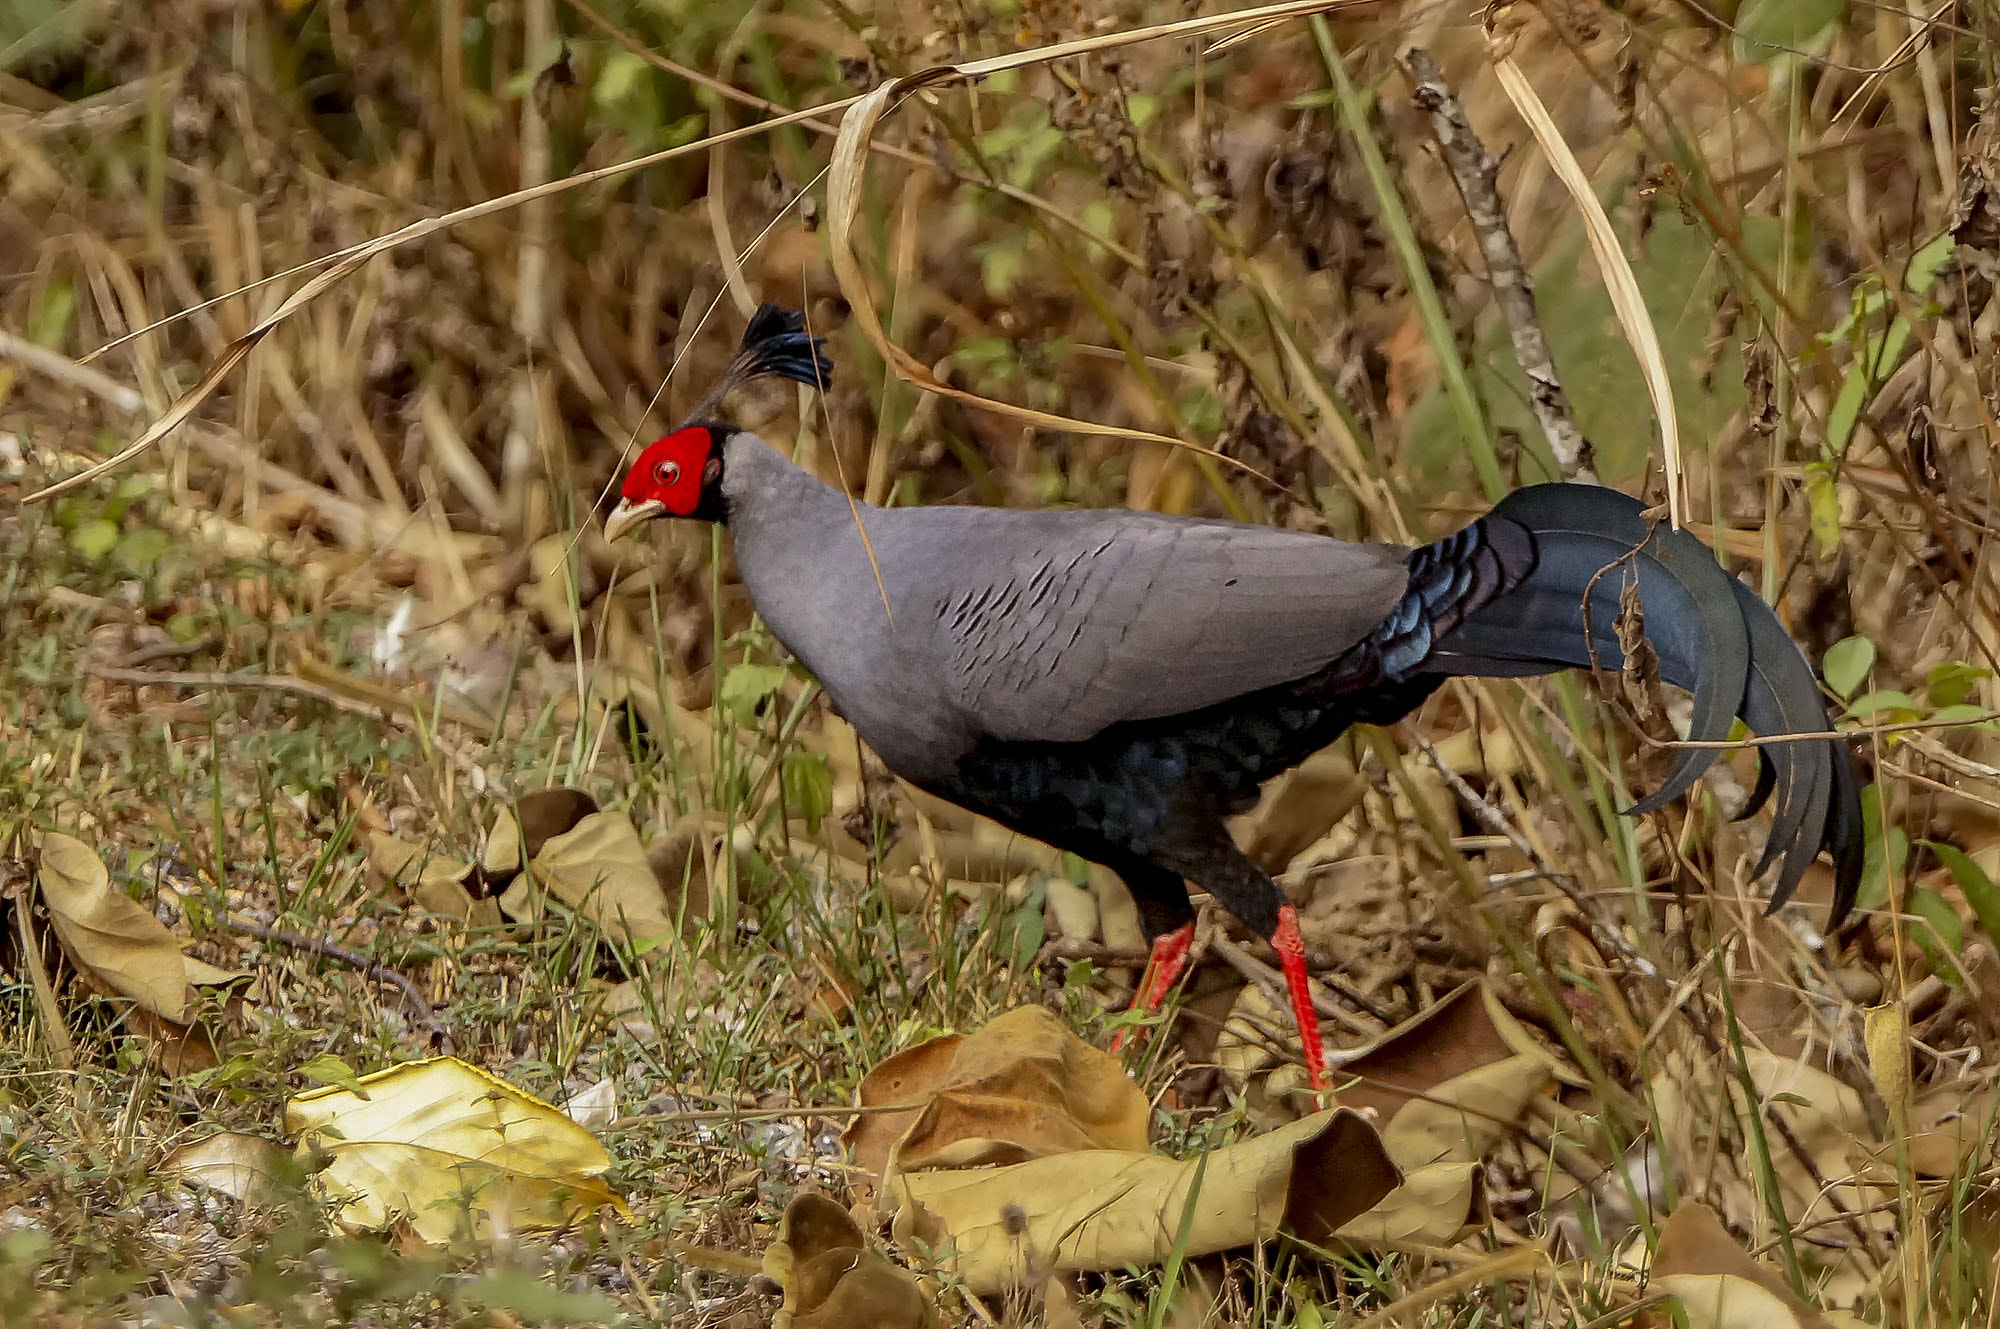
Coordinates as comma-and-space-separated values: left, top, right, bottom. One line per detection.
603, 497, 666, 543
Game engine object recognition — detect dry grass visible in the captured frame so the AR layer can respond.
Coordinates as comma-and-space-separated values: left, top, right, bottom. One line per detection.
2, 0, 1999, 1324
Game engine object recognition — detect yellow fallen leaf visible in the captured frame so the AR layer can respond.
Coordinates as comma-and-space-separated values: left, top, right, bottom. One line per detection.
285, 1056, 627, 1243
890, 1107, 1396, 1296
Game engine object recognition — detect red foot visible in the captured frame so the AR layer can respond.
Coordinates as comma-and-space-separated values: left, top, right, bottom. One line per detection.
1273, 904, 1327, 1093
1109, 922, 1196, 1054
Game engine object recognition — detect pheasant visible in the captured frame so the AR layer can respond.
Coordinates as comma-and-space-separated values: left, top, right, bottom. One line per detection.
606, 305, 1862, 1091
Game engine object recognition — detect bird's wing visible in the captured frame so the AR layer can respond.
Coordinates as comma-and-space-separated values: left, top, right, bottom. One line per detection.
916, 512, 1411, 743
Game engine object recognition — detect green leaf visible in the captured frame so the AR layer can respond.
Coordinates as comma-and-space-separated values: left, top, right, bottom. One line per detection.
1805, 461, 1843, 555
591, 48, 650, 108
1825, 230, 1952, 457
1181, 389, 1224, 441
27, 277, 75, 349
1924, 841, 2000, 948
68, 518, 118, 564
1822, 635, 1875, 700
1926, 704, 1994, 729
455, 1268, 625, 1324
717, 663, 789, 728
1905, 229, 1957, 294
115, 526, 171, 572
995, 878, 1048, 971
1843, 690, 1917, 722
1857, 784, 1908, 913
1732, 0, 1846, 64
781, 752, 833, 833
978, 242, 1023, 300
1926, 660, 1991, 709
1906, 887, 1966, 989
298, 1053, 368, 1095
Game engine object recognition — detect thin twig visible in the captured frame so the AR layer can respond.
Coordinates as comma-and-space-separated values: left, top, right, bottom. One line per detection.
1401, 46, 1593, 481
1406, 731, 1656, 991
225, 914, 448, 1045
1207, 933, 1379, 1038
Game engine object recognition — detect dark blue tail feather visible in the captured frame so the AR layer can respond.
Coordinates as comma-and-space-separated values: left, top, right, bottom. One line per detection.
1396, 484, 1859, 926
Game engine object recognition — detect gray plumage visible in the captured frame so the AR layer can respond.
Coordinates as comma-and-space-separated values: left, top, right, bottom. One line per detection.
723, 433, 1410, 776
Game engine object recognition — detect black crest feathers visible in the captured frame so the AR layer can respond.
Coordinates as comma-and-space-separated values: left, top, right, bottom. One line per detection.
683, 303, 832, 424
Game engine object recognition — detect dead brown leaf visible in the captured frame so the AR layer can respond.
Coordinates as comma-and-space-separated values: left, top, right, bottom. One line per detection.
366, 830, 493, 925
35, 831, 248, 1026
764, 1191, 933, 1329
889, 1106, 1397, 1296
1330, 979, 1564, 1119
1324, 980, 1562, 1245
844, 1006, 1150, 1199
1650, 1201, 1837, 1329
515, 810, 677, 947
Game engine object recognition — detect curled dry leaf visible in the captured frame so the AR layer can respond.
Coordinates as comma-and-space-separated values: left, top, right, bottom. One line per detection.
1650, 1201, 1847, 1329
285, 1055, 627, 1244
370, 789, 699, 944
162, 1132, 287, 1205
1329, 979, 1567, 1115
764, 1192, 933, 1329
843, 1006, 1150, 1202
1326, 980, 1562, 1246
1337, 1054, 1553, 1246
1235, 747, 1366, 872
515, 810, 677, 947
563, 1077, 618, 1131
366, 830, 492, 926
34, 830, 247, 1025
889, 1107, 1397, 1297
489, 787, 602, 878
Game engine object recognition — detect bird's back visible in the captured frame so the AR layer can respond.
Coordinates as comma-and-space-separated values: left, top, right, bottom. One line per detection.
720, 437, 1411, 779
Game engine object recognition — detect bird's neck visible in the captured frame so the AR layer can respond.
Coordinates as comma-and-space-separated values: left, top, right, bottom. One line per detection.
719, 435, 880, 625
717, 433, 855, 525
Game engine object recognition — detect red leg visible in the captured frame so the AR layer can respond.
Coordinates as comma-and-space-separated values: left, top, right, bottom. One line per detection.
1109, 922, 1196, 1053
1273, 904, 1326, 1093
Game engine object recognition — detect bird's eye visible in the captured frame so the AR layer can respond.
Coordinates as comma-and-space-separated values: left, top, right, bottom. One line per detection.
655, 460, 682, 486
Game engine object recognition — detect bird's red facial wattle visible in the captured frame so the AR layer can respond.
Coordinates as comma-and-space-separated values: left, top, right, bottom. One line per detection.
623, 426, 717, 515
605, 425, 724, 539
